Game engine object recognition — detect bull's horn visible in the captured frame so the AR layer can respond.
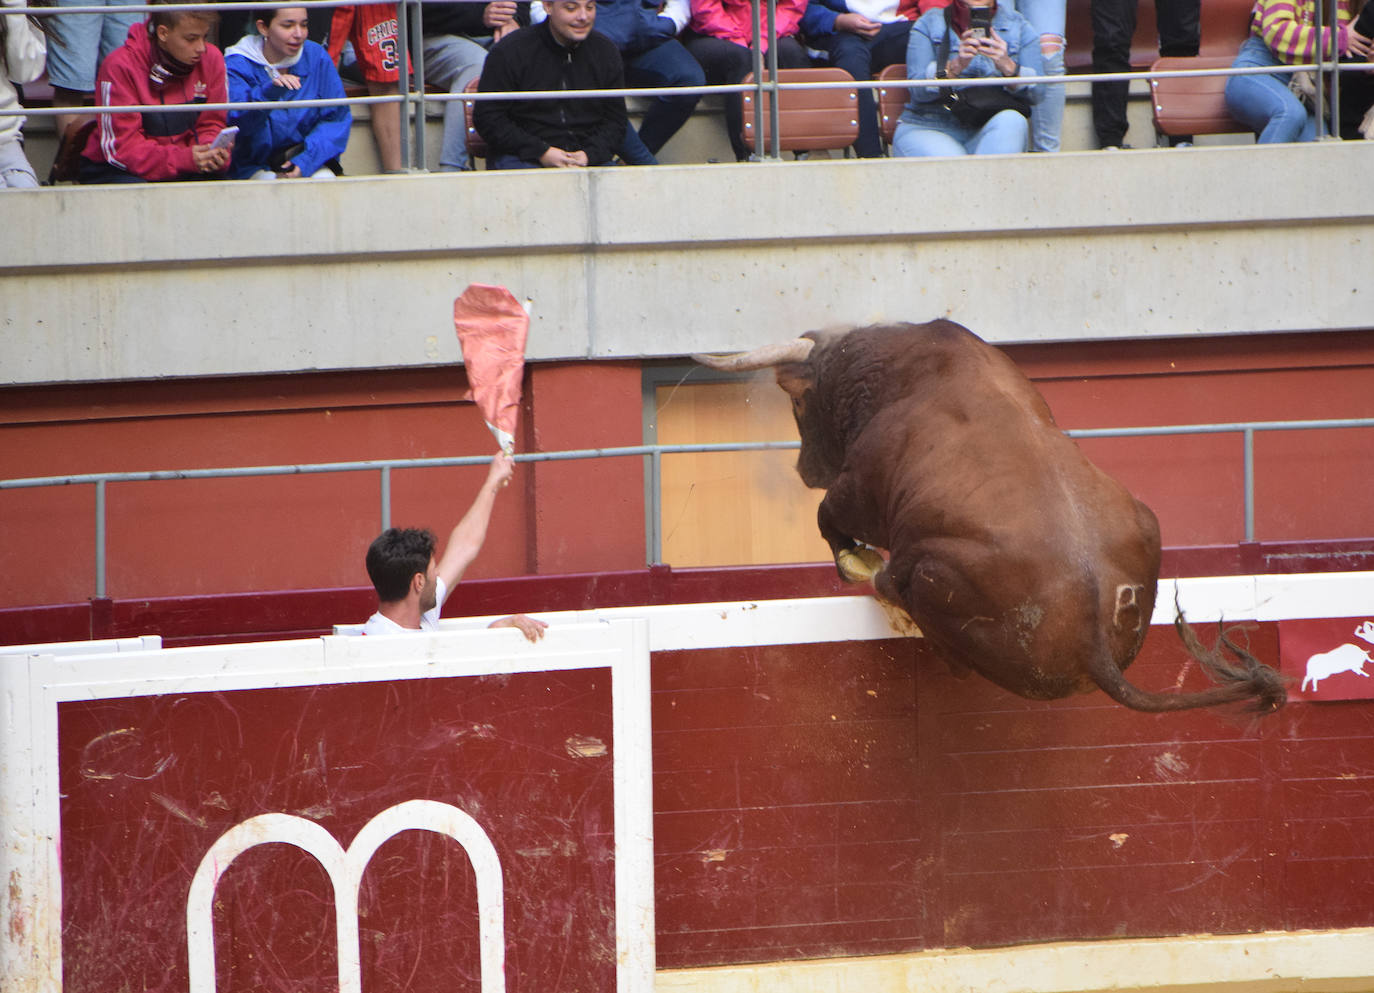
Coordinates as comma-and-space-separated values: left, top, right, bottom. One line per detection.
692, 338, 815, 371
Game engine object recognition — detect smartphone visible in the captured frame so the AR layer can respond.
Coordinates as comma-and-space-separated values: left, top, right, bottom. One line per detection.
209, 126, 239, 150
969, 7, 993, 37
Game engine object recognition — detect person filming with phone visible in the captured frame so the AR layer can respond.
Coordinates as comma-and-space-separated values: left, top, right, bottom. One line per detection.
892, 0, 1042, 158
77, 0, 232, 182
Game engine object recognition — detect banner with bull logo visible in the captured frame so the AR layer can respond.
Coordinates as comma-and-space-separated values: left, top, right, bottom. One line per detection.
1279, 617, 1374, 702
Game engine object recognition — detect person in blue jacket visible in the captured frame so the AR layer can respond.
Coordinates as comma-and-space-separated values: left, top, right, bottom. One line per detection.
581, 0, 704, 159
224, 6, 351, 179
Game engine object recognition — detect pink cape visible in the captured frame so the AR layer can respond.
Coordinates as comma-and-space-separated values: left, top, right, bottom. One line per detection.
453, 284, 530, 453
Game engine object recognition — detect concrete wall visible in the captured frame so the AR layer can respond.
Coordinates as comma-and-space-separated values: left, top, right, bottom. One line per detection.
3, 138, 1371, 387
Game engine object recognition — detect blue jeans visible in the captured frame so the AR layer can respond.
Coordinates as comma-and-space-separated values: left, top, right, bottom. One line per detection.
423, 34, 492, 171
1009, 0, 1065, 152
624, 39, 706, 155
813, 20, 912, 157
1225, 35, 1316, 144
892, 108, 1030, 157
47, 0, 142, 93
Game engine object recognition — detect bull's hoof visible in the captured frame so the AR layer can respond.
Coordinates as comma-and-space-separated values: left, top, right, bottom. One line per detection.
837, 546, 884, 583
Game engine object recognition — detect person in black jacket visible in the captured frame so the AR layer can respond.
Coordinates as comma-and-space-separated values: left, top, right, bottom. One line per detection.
422, 1, 529, 171
474, 0, 630, 167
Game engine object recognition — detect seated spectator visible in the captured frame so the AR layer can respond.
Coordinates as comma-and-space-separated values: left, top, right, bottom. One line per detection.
567, 0, 705, 159
1336, 0, 1374, 138
78, 3, 233, 183
327, 4, 406, 171
422, 0, 529, 172
892, 0, 1042, 157
474, 0, 629, 169
225, 6, 350, 179
681, 0, 812, 161
904, 0, 1065, 152
1226, 0, 1372, 143
217, 3, 330, 55
1092, 0, 1197, 149
2, 0, 48, 188
45, 0, 142, 178
363, 453, 546, 641
805, 0, 914, 158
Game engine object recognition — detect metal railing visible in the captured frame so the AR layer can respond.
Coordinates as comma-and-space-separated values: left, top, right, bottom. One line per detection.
6, 0, 1372, 162
3, 417, 1371, 598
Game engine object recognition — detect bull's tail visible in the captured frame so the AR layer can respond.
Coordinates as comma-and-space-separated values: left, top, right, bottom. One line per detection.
1088, 612, 1287, 715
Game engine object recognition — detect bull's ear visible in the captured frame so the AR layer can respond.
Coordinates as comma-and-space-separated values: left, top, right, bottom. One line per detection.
775, 365, 812, 400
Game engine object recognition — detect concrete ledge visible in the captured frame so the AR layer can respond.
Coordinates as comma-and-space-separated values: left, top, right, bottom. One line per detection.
2, 140, 1371, 385
655, 929, 1374, 993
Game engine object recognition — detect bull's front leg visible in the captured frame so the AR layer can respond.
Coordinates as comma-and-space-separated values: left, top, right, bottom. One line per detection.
818, 483, 884, 584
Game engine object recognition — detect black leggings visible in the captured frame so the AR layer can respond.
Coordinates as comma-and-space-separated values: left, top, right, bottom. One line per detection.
681, 32, 811, 159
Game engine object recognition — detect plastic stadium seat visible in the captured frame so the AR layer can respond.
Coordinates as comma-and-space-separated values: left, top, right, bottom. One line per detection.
740, 68, 860, 155
463, 76, 488, 163
876, 63, 910, 150
1149, 56, 1249, 139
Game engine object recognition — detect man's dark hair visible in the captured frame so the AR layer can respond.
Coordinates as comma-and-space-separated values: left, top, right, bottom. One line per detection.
148, 0, 219, 34
366, 528, 436, 602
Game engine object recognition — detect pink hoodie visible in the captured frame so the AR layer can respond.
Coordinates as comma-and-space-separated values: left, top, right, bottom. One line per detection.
81, 21, 228, 181
688, 0, 808, 50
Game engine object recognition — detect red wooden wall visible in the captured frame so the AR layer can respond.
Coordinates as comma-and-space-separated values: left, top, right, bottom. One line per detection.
650, 624, 1374, 967
59, 669, 617, 993
3, 330, 1372, 612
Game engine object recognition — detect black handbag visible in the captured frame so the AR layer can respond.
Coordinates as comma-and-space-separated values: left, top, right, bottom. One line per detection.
936, 8, 1031, 128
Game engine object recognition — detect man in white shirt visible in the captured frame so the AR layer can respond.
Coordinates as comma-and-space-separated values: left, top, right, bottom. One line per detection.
362, 452, 547, 640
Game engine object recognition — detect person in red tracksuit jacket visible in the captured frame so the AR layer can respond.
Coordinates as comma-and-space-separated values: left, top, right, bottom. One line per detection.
78, 3, 231, 183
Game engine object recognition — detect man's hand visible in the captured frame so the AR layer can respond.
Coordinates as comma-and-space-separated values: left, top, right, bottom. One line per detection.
484, 0, 518, 28
539, 145, 589, 167
489, 613, 548, 642
192, 143, 231, 173
272, 73, 303, 90
1349, 25, 1373, 59
485, 451, 515, 490
836, 12, 881, 37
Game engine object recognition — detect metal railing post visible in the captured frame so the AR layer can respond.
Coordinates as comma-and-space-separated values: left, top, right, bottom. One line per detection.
766, 0, 781, 161
648, 449, 663, 566
408, 0, 426, 169
380, 465, 392, 532
397, 0, 414, 169
1243, 427, 1256, 543
750, 0, 765, 159
94, 479, 107, 599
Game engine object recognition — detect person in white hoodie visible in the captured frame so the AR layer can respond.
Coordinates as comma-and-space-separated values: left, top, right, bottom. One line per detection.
1, 0, 48, 188
805, 0, 914, 158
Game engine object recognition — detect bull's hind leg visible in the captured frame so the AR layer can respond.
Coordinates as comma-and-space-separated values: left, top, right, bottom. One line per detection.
817, 483, 883, 583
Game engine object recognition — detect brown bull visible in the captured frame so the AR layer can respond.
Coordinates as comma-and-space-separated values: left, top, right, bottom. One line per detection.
696, 320, 1285, 714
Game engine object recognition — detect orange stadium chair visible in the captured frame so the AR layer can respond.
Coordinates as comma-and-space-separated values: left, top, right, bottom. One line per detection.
740, 68, 860, 156
1149, 55, 1249, 141
1147, 0, 1254, 143
876, 63, 910, 151
463, 76, 488, 163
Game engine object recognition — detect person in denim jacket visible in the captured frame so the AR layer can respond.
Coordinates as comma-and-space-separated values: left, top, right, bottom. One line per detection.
893, 0, 1042, 157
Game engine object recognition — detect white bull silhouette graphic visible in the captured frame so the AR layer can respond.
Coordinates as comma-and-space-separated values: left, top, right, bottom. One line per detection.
1302, 620, 1374, 692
